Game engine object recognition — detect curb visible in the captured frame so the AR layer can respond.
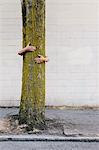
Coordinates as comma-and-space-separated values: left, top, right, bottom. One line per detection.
0, 135, 99, 142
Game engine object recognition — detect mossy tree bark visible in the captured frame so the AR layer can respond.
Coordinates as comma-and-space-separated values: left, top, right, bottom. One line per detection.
19, 0, 45, 129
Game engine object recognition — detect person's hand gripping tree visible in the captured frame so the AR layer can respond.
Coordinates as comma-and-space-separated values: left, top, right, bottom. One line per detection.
18, 43, 49, 64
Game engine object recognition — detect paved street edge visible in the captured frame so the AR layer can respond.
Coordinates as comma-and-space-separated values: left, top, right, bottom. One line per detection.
0, 135, 99, 142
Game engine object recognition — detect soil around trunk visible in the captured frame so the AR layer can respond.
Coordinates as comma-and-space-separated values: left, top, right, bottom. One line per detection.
0, 115, 65, 136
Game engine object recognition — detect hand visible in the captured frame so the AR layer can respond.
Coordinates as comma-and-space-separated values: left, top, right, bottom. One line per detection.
18, 43, 36, 56
34, 55, 49, 64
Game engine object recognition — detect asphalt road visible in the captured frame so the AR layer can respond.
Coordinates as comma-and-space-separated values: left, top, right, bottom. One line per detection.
0, 141, 99, 150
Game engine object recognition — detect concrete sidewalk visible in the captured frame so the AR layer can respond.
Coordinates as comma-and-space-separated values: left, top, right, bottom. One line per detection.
0, 107, 99, 140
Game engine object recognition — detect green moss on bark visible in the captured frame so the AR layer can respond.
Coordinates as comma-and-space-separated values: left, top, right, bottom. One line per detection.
19, 0, 45, 129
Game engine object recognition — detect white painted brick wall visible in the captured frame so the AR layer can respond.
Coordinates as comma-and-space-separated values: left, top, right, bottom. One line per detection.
0, 0, 22, 106
0, 0, 99, 106
46, 0, 99, 106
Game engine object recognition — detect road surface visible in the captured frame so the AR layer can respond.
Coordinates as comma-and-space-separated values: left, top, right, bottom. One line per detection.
0, 141, 99, 150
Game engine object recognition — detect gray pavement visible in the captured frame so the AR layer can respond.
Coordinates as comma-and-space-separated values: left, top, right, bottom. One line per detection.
0, 108, 99, 150
0, 108, 18, 118
0, 141, 99, 150
0, 108, 99, 137
46, 108, 99, 136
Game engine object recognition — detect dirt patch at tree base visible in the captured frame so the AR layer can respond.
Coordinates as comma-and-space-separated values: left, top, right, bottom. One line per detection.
0, 115, 65, 136
0, 115, 99, 137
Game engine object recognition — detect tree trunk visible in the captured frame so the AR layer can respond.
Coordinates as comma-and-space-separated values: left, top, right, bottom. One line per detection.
19, 0, 45, 130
